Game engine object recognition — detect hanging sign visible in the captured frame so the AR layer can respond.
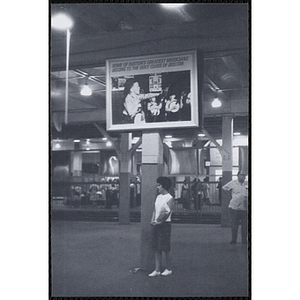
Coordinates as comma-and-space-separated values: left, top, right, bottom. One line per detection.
106, 50, 201, 131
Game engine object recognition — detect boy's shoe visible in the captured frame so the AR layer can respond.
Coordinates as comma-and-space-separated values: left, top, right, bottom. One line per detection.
148, 270, 161, 277
161, 269, 172, 276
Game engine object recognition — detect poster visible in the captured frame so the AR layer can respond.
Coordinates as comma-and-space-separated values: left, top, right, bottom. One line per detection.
106, 50, 201, 131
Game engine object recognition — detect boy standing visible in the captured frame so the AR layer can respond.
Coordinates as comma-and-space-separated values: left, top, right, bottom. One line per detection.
149, 177, 174, 277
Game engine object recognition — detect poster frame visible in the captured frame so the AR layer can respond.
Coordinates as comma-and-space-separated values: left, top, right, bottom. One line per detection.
106, 50, 201, 131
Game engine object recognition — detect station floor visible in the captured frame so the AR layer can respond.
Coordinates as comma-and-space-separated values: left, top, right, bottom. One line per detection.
50, 221, 250, 298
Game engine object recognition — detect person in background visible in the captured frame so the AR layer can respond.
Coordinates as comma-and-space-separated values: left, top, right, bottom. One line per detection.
191, 178, 203, 210
222, 171, 248, 244
202, 177, 212, 206
149, 177, 175, 277
181, 179, 190, 209
165, 94, 180, 121
179, 90, 191, 121
146, 96, 163, 122
122, 78, 160, 124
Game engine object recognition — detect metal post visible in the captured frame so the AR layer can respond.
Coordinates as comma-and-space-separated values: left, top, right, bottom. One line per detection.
65, 29, 71, 124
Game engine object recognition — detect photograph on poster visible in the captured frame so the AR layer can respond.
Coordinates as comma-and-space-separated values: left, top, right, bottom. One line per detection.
106, 51, 200, 131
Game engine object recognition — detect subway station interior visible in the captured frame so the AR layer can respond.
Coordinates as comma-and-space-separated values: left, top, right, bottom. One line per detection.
49, 2, 250, 297
51, 3, 249, 225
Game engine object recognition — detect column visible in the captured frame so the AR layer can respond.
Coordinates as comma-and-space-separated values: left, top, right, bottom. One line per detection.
221, 115, 233, 227
118, 133, 131, 225
140, 132, 163, 270
72, 151, 82, 177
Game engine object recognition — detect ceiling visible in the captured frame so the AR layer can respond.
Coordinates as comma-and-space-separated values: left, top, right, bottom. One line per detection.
50, 2, 250, 141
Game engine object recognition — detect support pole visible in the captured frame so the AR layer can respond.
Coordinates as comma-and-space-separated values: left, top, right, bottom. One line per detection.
221, 115, 233, 227
118, 133, 131, 225
140, 132, 163, 271
64, 29, 71, 124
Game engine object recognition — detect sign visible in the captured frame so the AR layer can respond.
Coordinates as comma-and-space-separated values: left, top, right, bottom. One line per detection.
106, 50, 201, 131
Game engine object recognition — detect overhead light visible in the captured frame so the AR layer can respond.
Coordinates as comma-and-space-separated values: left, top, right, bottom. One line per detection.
73, 139, 80, 143
51, 13, 73, 30
106, 141, 112, 147
165, 135, 172, 138
212, 97, 222, 108
102, 137, 107, 141
234, 132, 241, 136
80, 78, 92, 96
198, 133, 205, 137
54, 143, 61, 149
161, 4, 186, 8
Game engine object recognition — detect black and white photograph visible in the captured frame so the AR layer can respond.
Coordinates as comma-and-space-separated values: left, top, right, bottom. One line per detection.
106, 50, 200, 130
49, 1, 251, 298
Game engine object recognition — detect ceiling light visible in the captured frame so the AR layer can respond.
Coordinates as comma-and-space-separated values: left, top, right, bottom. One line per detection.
212, 97, 222, 108
234, 132, 241, 136
51, 13, 73, 30
198, 133, 205, 137
106, 141, 112, 147
161, 4, 186, 8
54, 143, 61, 149
102, 137, 107, 141
165, 135, 172, 138
80, 78, 92, 96
73, 139, 80, 143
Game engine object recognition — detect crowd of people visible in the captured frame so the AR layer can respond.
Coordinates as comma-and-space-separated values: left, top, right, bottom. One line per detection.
180, 177, 213, 210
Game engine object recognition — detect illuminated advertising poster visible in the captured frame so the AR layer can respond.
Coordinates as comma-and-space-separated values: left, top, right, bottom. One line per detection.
106, 50, 200, 131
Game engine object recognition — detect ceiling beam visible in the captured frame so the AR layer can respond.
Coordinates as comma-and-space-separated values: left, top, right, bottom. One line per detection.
51, 17, 248, 70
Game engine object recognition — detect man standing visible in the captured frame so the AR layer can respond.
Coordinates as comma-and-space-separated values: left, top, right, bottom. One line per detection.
222, 171, 248, 244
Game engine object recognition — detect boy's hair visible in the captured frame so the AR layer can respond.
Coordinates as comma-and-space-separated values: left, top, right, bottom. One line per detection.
157, 177, 172, 191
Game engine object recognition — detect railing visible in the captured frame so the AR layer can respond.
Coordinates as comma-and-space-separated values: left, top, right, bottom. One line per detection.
51, 181, 222, 223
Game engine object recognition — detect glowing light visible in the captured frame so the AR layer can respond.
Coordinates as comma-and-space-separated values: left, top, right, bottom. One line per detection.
54, 143, 61, 149
212, 97, 222, 108
80, 84, 92, 96
161, 4, 186, 8
52, 13, 73, 30
165, 135, 172, 138
106, 141, 112, 147
73, 139, 80, 143
234, 132, 241, 136
198, 133, 205, 137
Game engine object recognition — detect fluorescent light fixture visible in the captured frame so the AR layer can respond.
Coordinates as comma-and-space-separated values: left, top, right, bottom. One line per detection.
52, 13, 73, 30
198, 133, 205, 137
234, 132, 241, 136
102, 137, 107, 141
54, 143, 61, 149
161, 3, 185, 7
106, 141, 112, 147
73, 139, 80, 143
212, 97, 222, 108
165, 135, 172, 138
